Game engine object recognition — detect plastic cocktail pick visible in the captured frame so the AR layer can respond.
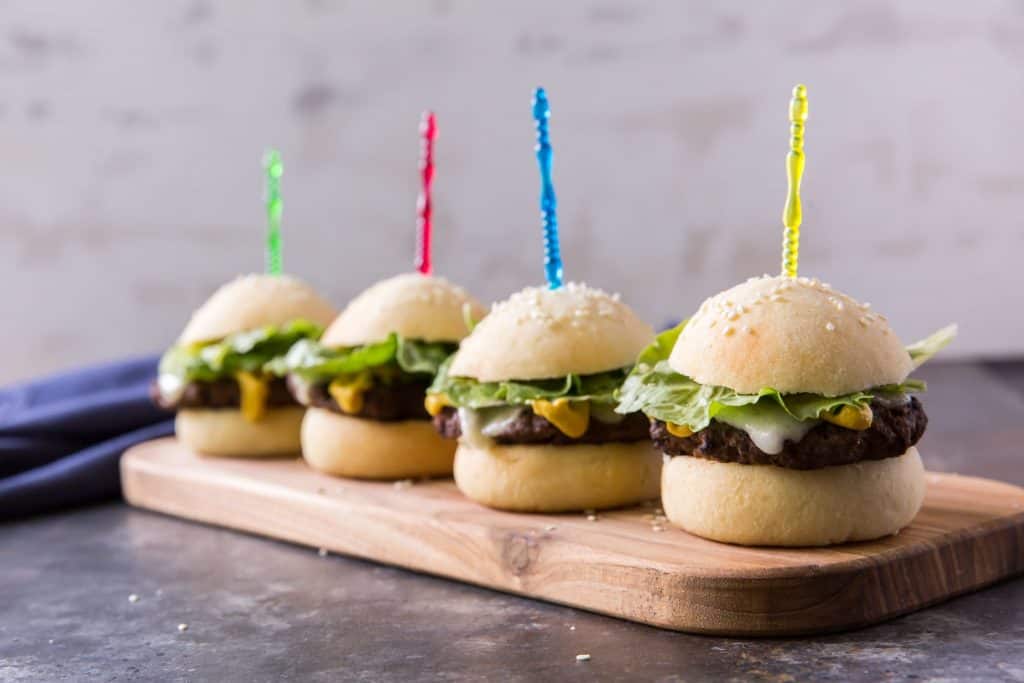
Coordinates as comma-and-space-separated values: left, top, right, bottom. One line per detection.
416, 111, 437, 275
781, 84, 808, 279
263, 149, 284, 276
532, 87, 562, 290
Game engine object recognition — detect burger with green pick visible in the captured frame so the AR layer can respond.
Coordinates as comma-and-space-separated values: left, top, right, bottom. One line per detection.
153, 274, 337, 457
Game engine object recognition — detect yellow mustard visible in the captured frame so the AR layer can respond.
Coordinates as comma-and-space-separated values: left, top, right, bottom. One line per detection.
235, 371, 269, 422
530, 398, 590, 438
424, 393, 451, 417
665, 422, 694, 438
328, 373, 373, 415
821, 403, 873, 431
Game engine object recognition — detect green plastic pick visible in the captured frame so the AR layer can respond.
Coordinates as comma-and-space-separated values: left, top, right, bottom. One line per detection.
263, 149, 283, 275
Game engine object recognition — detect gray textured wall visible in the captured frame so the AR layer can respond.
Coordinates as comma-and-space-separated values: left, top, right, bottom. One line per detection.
3, 1, 1023, 383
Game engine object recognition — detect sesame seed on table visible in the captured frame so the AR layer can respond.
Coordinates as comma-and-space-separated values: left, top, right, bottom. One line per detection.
2, 360, 1024, 681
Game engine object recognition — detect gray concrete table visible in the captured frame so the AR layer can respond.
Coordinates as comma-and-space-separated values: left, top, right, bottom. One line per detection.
3, 362, 1024, 682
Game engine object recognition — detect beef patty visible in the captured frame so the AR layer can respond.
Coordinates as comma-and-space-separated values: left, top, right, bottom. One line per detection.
433, 406, 651, 446
652, 396, 927, 470
151, 377, 297, 411
292, 375, 432, 422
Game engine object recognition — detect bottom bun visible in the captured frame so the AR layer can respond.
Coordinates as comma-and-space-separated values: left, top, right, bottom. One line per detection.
176, 407, 305, 458
301, 408, 455, 479
662, 447, 926, 547
454, 441, 662, 513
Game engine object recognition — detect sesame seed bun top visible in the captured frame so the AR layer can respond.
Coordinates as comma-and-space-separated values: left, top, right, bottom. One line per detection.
179, 274, 337, 345
668, 275, 913, 396
448, 282, 654, 382
321, 273, 485, 348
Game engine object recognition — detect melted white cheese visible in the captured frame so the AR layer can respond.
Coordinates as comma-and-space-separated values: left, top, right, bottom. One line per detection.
288, 375, 315, 406
874, 392, 910, 408
458, 406, 526, 448
715, 402, 818, 455
157, 374, 185, 405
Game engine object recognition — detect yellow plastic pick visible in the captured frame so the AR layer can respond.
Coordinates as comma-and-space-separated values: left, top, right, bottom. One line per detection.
782, 84, 808, 279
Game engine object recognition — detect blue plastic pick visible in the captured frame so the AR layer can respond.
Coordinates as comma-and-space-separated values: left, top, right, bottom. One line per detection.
532, 87, 562, 290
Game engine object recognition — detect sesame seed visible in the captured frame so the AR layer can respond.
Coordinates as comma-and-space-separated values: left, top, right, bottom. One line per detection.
576, 654, 591, 662
726, 311, 739, 321
393, 479, 414, 490
860, 302, 871, 310
723, 326, 735, 337
317, 548, 328, 557
545, 524, 558, 532
770, 295, 784, 302
835, 301, 845, 311
708, 319, 717, 329
128, 594, 139, 603
569, 625, 576, 631
652, 525, 665, 532
177, 623, 189, 632
586, 514, 599, 522
859, 317, 869, 327
825, 322, 836, 332
743, 325, 754, 335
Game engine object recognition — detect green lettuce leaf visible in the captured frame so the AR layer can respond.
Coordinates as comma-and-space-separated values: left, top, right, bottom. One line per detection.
615, 322, 947, 430
907, 324, 957, 369
158, 319, 323, 383
462, 302, 482, 334
275, 334, 456, 382
429, 356, 628, 409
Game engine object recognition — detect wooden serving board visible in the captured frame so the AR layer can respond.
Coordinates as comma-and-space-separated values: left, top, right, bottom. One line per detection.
121, 437, 1024, 636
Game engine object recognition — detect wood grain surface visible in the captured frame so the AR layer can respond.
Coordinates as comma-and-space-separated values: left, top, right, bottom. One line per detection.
121, 437, 1024, 636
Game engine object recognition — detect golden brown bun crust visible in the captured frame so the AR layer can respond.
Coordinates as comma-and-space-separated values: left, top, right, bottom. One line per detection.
176, 407, 305, 457
321, 273, 484, 347
449, 283, 654, 382
661, 448, 926, 547
453, 441, 662, 512
300, 408, 455, 479
179, 274, 336, 345
669, 275, 912, 395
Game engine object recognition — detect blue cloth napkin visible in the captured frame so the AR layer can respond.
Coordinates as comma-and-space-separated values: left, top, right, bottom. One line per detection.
0, 355, 174, 520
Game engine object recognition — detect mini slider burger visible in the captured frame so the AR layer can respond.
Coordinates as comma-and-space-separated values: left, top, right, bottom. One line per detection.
616, 275, 955, 546
153, 274, 337, 457
428, 283, 662, 512
281, 273, 485, 479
